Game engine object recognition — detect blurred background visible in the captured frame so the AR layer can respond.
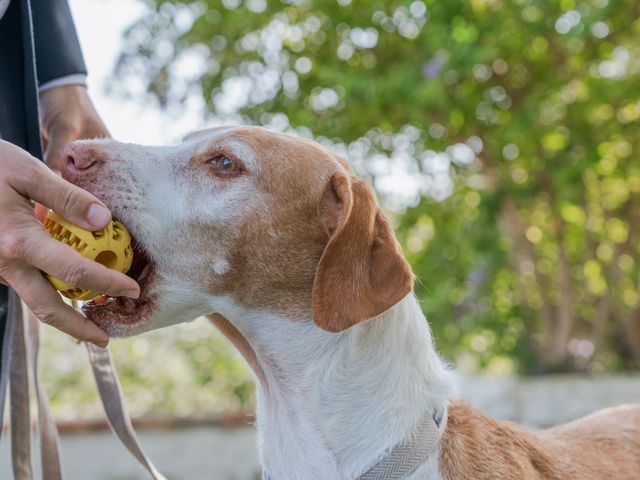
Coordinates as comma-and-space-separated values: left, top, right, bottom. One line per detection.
2, 0, 639, 478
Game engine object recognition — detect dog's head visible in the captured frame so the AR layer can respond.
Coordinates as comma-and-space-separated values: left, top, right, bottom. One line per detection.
61, 126, 413, 337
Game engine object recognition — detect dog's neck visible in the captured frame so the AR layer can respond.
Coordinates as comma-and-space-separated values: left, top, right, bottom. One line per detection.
218, 294, 454, 480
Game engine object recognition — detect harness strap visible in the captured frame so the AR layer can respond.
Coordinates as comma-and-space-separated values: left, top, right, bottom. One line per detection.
358, 408, 445, 480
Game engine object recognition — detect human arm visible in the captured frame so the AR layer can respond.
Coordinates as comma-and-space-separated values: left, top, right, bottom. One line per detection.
31, 0, 108, 168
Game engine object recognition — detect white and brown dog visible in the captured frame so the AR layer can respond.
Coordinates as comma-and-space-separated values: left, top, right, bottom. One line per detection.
60, 127, 640, 480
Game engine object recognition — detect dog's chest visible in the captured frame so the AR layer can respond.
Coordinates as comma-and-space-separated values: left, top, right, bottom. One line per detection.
256, 398, 341, 479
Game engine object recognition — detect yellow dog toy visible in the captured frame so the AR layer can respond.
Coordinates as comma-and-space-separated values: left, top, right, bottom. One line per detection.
43, 211, 133, 300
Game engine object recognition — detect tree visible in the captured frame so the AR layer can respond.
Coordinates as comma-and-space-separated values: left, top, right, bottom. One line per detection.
114, 0, 640, 373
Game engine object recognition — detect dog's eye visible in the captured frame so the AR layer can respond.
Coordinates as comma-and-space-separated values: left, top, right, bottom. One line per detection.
221, 157, 233, 170
208, 155, 242, 176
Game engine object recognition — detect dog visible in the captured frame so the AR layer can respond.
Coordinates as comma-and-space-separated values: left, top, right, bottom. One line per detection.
60, 126, 640, 479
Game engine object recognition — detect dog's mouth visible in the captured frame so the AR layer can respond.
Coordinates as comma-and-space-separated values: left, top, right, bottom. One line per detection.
81, 234, 158, 331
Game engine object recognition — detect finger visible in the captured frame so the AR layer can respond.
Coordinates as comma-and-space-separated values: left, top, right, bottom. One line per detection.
5, 266, 109, 347
11, 161, 112, 231
20, 226, 140, 298
0, 275, 6, 286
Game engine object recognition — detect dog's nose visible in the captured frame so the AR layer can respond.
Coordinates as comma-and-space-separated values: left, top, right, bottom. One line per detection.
60, 142, 102, 174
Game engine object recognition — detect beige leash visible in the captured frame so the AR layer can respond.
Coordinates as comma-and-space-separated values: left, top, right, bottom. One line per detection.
26, 303, 63, 480
3, 295, 166, 480
9, 291, 33, 480
85, 341, 167, 480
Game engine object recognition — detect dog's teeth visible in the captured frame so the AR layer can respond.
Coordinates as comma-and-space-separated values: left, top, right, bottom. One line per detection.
85, 295, 116, 308
91, 294, 110, 305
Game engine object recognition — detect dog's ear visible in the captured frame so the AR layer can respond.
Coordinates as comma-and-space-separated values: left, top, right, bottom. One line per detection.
312, 172, 414, 332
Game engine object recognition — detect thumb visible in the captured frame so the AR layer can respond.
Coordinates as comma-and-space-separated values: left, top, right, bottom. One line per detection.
17, 162, 112, 231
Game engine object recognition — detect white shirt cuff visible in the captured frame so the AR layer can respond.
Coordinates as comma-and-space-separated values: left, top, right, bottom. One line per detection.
38, 74, 88, 93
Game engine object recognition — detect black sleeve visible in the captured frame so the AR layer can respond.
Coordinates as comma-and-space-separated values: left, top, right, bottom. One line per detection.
31, 0, 87, 86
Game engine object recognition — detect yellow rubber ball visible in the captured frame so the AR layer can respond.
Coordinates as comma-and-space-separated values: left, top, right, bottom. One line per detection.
43, 211, 133, 300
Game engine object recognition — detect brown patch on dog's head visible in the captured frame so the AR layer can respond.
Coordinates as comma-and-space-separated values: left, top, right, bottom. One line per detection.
198, 128, 412, 330
194, 128, 414, 330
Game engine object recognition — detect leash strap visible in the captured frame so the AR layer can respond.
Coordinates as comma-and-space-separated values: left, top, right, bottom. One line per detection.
8, 296, 64, 480
9, 292, 33, 480
0, 287, 15, 447
1, 294, 166, 480
25, 307, 64, 480
86, 342, 167, 480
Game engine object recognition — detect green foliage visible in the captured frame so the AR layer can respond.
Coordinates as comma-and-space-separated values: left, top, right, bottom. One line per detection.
41, 319, 255, 419
112, 0, 640, 374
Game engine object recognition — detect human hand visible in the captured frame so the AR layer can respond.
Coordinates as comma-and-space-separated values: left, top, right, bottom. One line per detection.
0, 141, 139, 347
39, 84, 109, 170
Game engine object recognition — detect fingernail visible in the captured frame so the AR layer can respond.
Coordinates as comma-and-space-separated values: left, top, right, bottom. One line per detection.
124, 287, 140, 299
94, 337, 109, 348
87, 203, 111, 229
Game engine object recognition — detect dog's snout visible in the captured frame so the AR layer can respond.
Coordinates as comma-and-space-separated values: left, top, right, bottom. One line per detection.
60, 143, 103, 174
